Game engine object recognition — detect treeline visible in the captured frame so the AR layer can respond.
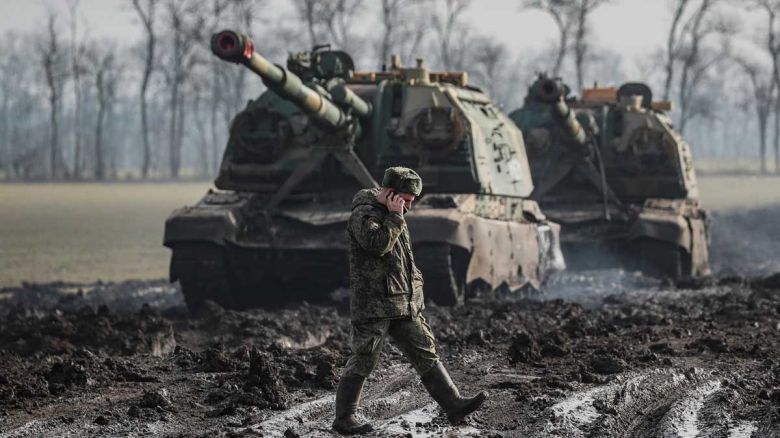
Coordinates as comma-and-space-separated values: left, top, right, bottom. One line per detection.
1, 0, 779, 181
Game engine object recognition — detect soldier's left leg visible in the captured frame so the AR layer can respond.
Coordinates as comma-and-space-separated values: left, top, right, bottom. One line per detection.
333, 320, 390, 435
389, 315, 488, 425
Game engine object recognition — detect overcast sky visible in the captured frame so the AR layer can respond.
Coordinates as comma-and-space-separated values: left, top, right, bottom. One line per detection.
0, 0, 669, 53
0, 1, 768, 163
0, 0, 766, 87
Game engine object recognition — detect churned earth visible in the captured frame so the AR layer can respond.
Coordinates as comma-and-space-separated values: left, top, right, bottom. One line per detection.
0, 206, 779, 437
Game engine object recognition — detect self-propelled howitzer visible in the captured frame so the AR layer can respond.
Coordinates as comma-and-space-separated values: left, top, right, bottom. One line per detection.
164, 32, 564, 311
510, 75, 709, 280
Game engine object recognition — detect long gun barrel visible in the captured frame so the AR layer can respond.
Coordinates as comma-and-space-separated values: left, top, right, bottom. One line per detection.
211, 30, 369, 130
535, 78, 588, 145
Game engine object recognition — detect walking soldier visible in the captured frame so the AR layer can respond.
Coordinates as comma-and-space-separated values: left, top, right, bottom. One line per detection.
333, 167, 488, 434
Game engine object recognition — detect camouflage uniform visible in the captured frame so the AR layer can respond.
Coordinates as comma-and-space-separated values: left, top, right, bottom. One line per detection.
343, 177, 438, 377
334, 168, 487, 434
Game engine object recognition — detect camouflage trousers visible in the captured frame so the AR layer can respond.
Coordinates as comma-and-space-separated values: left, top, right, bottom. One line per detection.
343, 315, 440, 378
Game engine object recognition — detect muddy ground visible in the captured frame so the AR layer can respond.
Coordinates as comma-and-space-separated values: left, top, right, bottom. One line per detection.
1, 206, 779, 437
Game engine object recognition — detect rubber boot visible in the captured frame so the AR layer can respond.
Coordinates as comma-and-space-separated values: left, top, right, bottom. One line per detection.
332, 373, 373, 435
420, 361, 488, 424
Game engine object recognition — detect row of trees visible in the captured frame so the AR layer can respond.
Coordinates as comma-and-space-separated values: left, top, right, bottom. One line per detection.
1, 0, 779, 180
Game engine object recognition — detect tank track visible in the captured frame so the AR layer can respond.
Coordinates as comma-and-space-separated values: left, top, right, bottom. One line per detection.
414, 243, 465, 306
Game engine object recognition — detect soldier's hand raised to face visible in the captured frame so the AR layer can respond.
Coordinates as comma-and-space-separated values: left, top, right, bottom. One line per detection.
387, 193, 406, 215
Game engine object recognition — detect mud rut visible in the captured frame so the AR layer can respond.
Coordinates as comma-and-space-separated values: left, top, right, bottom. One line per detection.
1, 207, 780, 437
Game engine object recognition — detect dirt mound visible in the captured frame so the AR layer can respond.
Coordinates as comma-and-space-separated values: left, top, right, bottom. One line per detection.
0, 280, 183, 315
1, 303, 176, 357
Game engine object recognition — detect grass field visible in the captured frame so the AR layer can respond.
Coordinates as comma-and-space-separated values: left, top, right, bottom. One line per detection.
696, 175, 780, 210
0, 176, 778, 287
0, 182, 210, 287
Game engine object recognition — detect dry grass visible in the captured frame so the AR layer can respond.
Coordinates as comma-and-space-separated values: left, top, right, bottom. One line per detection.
0, 176, 777, 287
697, 175, 780, 210
0, 182, 209, 287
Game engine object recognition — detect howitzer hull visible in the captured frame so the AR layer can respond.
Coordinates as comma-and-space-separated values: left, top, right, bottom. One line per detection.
543, 199, 710, 280
164, 191, 564, 311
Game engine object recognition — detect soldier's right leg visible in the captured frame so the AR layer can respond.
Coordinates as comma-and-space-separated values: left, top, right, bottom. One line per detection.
389, 316, 487, 425
333, 320, 390, 435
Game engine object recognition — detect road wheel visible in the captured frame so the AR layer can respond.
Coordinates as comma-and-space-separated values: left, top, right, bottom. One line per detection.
170, 242, 235, 313
415, 243, 464, 306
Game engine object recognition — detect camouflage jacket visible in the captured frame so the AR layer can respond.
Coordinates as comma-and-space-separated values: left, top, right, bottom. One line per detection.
346, 188, 425, 322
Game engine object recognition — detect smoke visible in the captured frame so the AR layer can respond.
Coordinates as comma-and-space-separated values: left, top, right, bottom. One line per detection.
539, 205, 780, 308
708, 205, 780, 278
543, 269, 662, 308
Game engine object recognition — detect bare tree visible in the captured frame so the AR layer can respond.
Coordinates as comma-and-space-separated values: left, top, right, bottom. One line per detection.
207, 0, 229, 175
520, 0, 608, 87
469, 37, 511, 104
88, 47, 120, 180
321, 0, 366, 55
161, 0, 205, 178
377, 0, 431, 67
0, 35, 14, 178
68, 0, 88, 178
293, 0, 365, 54
521, 0, 574, 77
673, 0, 733, 134
433, 0, 472, 70
38, 13, 68, 178
131, 0, 159, 179
751, 0, 780, 172
293, 0, 321, 47
1, 33, 46, 179
227, 0, 259, 116
571, 0, 611, 91
735, 57, 776, 172
191, 78, 211, 177
663, 0, 691, 100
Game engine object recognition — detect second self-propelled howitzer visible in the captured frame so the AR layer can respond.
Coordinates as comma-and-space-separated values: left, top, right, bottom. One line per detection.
510, 75, 710, 280
164, 31, 564, 311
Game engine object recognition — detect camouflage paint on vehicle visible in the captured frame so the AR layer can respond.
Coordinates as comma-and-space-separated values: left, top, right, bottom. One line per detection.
164, 31, 564, 311
509, 75, 710, 279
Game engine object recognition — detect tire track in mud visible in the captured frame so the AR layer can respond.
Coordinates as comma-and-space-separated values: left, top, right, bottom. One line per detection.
242, 363, 483, 437
533, 368, 761, 438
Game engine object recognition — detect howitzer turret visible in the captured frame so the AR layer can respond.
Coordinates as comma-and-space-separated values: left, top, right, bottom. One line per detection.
211, 30, 371, 131
210, 30, 377, 206
525, 75, 612, 217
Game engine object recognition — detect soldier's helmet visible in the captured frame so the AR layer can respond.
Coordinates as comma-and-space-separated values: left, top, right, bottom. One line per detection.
382, 167, 423, 196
